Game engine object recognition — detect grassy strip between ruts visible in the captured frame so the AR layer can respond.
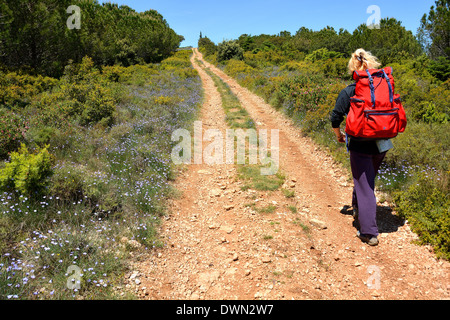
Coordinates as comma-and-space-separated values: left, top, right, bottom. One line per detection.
199, 60, 311, 244
200, 64, 285, 193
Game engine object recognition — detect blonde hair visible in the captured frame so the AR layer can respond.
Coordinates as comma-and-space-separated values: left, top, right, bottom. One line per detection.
348, 48, 381, 74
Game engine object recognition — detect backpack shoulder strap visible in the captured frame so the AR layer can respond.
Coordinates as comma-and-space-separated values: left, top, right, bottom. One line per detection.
381, 69, 394, 104
366, 69, 376, 108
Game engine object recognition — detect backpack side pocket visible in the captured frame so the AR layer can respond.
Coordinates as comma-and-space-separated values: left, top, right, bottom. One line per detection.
345, 98, 366, 137
394, 94, 407, 133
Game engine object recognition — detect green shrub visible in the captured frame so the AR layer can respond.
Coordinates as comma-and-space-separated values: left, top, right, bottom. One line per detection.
427, 56, 450, 82
174, 67, 198, 79
82, 171, 120, 214
393, 172, 450, 260
243, 50, 291, 68
161, 56, 192, 69
417, 101, 450, 124
390, 61, 449, 124
58, 57, 117, 126
0, 71, 58, 109
280, 61, 304, 72
28, 126, 59, 146
101, 65, 128, 83
50, 162, 120, 214
49, 164, 86, 202
303, 83, 347, 133
406, 79, 450, 124
163, 51, 199, 79
224, 59, 255, 78
217, 40, 244, 62
80, 84, 116, 126
320, 58, 350, 79
305, 48, 344, 62
277, 73, 334, 117
102, 63, 159, 86
0, 144, 54, 196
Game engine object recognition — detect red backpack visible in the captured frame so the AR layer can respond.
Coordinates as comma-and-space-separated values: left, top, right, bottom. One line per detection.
346, 67, 407, 139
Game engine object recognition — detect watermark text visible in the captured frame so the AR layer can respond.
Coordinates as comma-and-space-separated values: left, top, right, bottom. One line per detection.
171, 121, 279, 176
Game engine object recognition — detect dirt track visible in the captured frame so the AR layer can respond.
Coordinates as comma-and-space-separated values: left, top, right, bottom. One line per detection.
129, 48, 449, 300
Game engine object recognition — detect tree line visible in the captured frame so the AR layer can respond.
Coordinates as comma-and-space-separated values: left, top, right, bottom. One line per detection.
200, 0, 449, 81
0, 0, 183, 77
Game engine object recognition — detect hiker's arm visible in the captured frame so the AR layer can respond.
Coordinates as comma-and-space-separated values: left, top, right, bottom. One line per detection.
331, 88, 352, 144
333, 127, 346, 143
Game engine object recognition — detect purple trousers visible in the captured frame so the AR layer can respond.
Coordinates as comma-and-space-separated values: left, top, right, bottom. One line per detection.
350, 151, 386, 237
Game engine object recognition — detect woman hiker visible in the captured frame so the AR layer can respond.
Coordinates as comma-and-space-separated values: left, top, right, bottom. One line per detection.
330, 48, 390, 247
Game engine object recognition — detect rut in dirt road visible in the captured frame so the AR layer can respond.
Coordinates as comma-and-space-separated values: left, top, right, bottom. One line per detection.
129, 49, 449, 300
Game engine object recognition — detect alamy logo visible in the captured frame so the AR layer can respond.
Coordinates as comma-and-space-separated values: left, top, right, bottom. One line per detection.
366, 5, 381, 29
67, 5, 81, 30
66, 265, 82, 291
171, 121, 279, 176
367, 265, 381, 290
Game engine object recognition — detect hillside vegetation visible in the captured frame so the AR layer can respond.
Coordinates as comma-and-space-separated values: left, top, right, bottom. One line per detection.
0, 2, 201, 297
199, 3, 450, 260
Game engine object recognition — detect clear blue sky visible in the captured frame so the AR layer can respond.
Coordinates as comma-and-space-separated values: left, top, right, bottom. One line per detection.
102, 0, 436, 47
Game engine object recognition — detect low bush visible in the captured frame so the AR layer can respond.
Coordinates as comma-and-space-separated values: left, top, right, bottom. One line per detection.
80, 84, 116, 126
224, 59, 255, 78
52, 57, 118, 126
161, 56, 192, 69
319, 58, 350, 79
244, 50, 292, 69
280, 60, 318, 73
0, 144, 54, 196
305, 48, 344, 62
0, 71, 58, 109
303, 83, 347, 133
277, 73, 336, 117
48, 163, 86, 202
102, 64, 159, 85
393, 172, 450, 260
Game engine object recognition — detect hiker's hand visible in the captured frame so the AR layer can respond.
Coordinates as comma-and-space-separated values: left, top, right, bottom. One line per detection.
333, 128, 345, 143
